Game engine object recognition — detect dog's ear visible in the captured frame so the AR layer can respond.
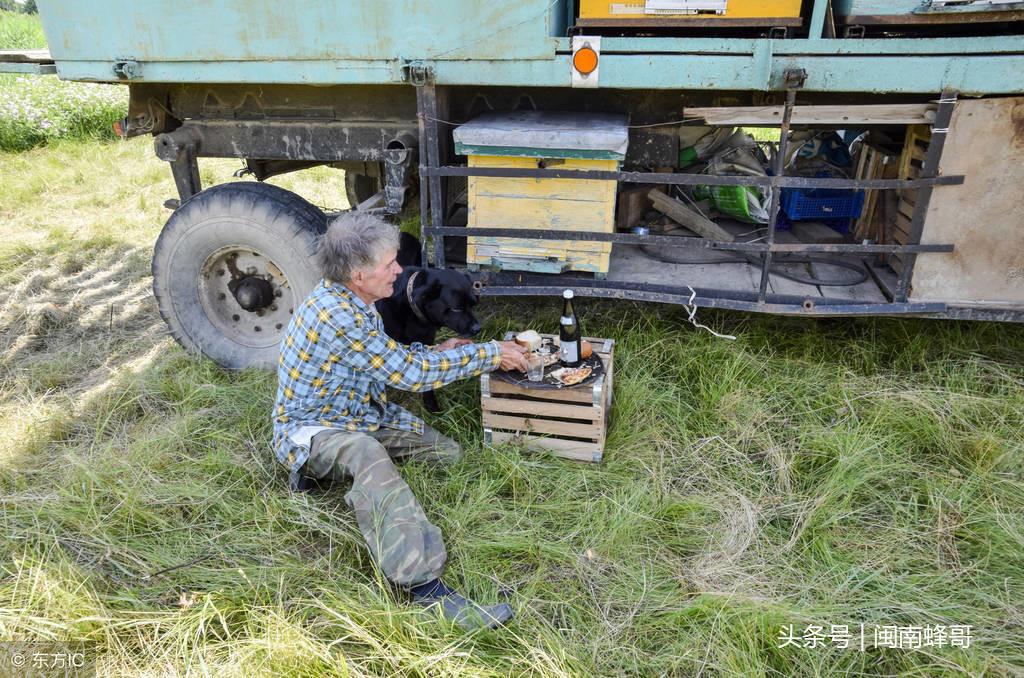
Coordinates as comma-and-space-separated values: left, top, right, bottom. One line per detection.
417, 274, 442, 301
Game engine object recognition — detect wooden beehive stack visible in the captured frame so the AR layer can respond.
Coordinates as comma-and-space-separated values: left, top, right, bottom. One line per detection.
454, 111, 629, 277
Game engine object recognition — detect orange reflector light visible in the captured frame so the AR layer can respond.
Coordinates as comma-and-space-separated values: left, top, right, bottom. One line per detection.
573, 46, 599, 75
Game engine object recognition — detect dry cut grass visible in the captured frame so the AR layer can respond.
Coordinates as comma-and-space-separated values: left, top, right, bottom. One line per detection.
1, 137, 1023, 676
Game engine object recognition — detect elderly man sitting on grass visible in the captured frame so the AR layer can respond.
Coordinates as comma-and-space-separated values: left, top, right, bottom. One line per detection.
271, 211, 530, 631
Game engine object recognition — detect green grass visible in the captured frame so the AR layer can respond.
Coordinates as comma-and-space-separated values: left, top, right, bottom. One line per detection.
0, 11, 128, 151
0, 9, 44, 50
1, 138, 1023, 676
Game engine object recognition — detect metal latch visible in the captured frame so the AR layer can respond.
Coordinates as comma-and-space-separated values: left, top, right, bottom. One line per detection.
113, 60, 141, 80
402, 60, 433, 86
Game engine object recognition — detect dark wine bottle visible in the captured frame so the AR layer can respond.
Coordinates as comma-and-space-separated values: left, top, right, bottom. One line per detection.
558, 289, 583, 367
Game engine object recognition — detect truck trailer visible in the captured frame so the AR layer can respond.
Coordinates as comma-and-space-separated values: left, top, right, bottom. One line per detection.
3, 0, 1023, 369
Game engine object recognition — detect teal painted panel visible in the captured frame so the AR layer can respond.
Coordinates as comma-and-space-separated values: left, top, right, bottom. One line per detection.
54, 53, 1024, 94
36, 0, 560, 63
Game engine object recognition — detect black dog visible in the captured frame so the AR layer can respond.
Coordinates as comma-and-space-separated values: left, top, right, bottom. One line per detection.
376, 233, 483, 412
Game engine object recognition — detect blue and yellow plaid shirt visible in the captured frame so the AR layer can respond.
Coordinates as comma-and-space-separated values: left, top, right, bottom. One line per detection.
272, 279, 502, 475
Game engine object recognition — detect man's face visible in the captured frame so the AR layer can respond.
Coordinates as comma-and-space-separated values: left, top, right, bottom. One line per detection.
351, 247, 402, 303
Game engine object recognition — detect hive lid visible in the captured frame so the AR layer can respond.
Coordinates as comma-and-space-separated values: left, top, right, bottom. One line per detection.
453, 111, 629, 160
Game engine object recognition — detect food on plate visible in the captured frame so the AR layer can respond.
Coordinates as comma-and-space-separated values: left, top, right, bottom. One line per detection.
540, 351, 560, 367
548, 365, 593, 386
580, 340, 593, 360
515, 330, 542, 352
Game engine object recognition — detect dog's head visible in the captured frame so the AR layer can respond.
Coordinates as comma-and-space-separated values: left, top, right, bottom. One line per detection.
415, 269, 482, 338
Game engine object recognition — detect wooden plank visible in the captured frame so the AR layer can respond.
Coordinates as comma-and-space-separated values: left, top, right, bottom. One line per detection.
617, 186, 661, 231
893, 213, 913, 242
909, 96, 1024, 305
484, 397, 601, 421
483, 413, 602, 441
473, 237, 611, 254
648, 190, 735, 242
469, 155, 617, 171
471, 194, 614, 231
685, 104, 937, 126
488, 378, 596, 403
897, 199, 915, 222
489, 431, 602, 463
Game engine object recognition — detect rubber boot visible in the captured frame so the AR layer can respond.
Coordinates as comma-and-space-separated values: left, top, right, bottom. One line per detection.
411, 579, 514, 631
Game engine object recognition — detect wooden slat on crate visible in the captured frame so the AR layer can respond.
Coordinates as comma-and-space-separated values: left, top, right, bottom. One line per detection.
484, 397, 603, 421
483, 413, 601, 440
488, 377, 596, 403
488, 431, 602, 463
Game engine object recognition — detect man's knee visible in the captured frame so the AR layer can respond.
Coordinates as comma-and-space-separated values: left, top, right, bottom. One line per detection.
308, 431, 388, 481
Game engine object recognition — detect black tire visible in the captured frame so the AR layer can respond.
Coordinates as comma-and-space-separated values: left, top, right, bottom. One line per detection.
152, 181, 327, 369
345, 168, 382, 207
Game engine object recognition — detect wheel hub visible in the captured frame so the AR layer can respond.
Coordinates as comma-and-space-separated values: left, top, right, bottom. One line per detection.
198, 247, 295, 349
231, 275, 275, 312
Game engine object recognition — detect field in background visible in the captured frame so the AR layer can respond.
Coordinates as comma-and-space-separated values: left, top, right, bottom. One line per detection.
2, 135, 1023, 677
2, 13, 1024, 677
0, 8, 43, 50
0, 10, 126, 151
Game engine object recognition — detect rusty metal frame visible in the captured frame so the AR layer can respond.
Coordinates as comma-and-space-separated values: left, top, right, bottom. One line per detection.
894, 91, 958, 302
412, 79, 977, 317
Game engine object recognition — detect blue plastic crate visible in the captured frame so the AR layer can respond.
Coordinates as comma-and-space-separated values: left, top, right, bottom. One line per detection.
781, 188, 865, 221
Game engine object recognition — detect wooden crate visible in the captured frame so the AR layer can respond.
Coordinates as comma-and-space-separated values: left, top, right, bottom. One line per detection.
890, 125, 932, 273
481, 334, 614, 463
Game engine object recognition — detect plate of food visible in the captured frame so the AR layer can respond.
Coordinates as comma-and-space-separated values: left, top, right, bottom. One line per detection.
492, 330, 603, 389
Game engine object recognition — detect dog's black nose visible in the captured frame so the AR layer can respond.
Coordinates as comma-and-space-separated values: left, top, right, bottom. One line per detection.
469, 322, 482, 336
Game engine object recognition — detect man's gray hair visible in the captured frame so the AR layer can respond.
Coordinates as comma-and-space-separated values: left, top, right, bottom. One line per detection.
317, 211, 401, 283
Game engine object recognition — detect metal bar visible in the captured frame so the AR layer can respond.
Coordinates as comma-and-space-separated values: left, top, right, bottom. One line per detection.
480, 270, 878, 306
414, 86, 431, 267
894, 91, 957, 302
153, 119, 415, 162
168, 148, 201, 203
421, 166, 964, 191
479, 284, 946, 316
0, 62, 57, 74
758, 88, 797, 301
419, 81, 447, 268
424, 226, 953, 254
808, 0, 829, 39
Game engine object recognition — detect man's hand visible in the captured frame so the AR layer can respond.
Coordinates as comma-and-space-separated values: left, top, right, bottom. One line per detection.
433, 338, 474, 351
496, 340, 530, 372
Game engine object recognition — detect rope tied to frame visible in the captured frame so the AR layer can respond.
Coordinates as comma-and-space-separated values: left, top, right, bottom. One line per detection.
684, 286, 736, 341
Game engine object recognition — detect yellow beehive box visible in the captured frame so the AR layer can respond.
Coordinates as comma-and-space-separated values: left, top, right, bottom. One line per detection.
578, 0, 802, 23
454, 111, 628, 276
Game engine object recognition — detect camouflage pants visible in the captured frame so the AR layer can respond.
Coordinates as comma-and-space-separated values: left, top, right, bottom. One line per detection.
305, 426, 462, 587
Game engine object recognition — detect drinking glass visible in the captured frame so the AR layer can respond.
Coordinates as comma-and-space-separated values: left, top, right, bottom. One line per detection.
526, 353, 544, 382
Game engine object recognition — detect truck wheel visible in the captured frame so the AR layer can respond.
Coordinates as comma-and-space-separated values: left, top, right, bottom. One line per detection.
345, 169, 382, 207
152, 182, 327, 369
